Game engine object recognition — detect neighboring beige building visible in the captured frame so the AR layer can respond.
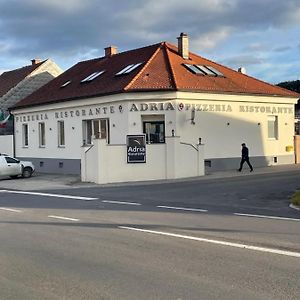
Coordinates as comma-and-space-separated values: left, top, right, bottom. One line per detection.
0, 59, 62, 135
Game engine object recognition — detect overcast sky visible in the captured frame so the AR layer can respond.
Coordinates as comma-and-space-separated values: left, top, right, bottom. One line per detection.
0, 0, 299, 84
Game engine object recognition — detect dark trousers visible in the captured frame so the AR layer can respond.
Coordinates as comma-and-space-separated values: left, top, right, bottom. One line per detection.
239, 157, 253, 171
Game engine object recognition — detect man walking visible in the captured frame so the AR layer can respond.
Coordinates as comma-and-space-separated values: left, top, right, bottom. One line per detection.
238, 143, 253, 172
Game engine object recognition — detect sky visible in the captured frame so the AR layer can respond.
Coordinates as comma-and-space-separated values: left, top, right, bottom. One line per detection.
0, 0, 299, 84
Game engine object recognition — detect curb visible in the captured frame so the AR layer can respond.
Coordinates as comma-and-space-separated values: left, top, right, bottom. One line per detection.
289, 204, 300, 211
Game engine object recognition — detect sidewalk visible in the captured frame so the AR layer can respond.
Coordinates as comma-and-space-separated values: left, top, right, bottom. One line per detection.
0, 164, 300, 191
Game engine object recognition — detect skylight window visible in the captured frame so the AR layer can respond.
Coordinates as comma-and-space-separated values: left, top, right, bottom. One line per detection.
184, 63, 225, 77
183, 64, 205, 75
60, 80, 71, 88
196, 65, 217, 76
205, 66, 224, 77
116, 62, 143, 76
81, 71, 105, 83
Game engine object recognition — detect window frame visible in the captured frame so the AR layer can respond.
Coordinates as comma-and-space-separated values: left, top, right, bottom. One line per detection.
38, 122, 46, 147
57, 120, 65, 147
267, 115, 278, 140
22, 123, 29, 147
82, 118, 110, 145
142, 120, 165, 144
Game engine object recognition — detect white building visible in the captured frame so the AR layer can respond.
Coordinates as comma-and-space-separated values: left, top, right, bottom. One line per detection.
11, 34, 300, 183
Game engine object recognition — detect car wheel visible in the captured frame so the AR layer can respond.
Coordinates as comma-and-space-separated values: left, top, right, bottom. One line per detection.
22, 167, 33, 178
10, 175, 19, 179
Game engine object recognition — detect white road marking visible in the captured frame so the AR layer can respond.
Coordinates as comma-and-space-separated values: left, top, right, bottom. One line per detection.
157, 205, 207, 212
0, 207, 22, 213
102, 200, 141, 206
48, 215, 80, 222
0, 190, 97, 201
119, 226, 300, 258
234, 213, 300, 222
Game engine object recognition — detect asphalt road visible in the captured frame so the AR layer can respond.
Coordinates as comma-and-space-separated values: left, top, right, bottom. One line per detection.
0, 171, 299, 299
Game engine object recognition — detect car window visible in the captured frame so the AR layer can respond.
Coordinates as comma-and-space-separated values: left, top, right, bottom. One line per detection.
5, 157, 19, 164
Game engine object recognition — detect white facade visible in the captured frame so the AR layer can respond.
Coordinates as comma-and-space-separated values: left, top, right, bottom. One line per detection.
11, 91, 297, 181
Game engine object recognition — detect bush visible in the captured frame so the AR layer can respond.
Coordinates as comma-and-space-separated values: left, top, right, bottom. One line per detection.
291, 191, 300, 207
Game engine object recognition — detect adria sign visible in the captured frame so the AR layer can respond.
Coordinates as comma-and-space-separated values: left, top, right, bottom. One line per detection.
127, 135, 146, 163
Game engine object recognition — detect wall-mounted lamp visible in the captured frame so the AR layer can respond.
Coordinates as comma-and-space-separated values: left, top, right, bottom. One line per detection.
49, 128, 52, 131
171, 129, 175, 137
72, 126, 75, 130
257, 122, 261, 126
169, 121, 173, 124
191, 108, 195, 125
198, 137, 202, 145
112, 124, 116, 127
227, 122, 230, 126
133, 122, 136, 126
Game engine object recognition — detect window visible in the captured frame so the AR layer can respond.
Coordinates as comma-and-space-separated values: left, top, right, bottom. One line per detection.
22, 124, 28, 147
39, 122, 46, 147
81, 71, 105, 83
82, 118, 110, 145
205, 65, 224, 77
57, 121, 65, 147
183, 64, 224, 77
116, 62, 143, 75
143, 121, 165, 144
196, 65, 217, 76
5, 157, 19, 164
183, 64, 205, 75
268, 115, 278, 139
60, 80, 71, 88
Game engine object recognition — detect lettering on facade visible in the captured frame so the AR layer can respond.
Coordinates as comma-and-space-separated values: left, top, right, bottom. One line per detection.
15, 102, 294, 123
239, 105, 293, 114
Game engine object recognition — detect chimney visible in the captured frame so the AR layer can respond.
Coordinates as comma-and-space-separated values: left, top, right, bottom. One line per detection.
31, 58, 41, 65
238, 67, 246, 74
177, 32, 189, 60
105, 46, 118, 57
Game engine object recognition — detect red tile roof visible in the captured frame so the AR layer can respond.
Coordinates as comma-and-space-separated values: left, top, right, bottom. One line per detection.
0, 61, 45, 98
12, 42, 299, 109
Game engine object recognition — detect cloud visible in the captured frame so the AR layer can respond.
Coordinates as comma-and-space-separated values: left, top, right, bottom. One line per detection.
0, 0, 299, 83
223, 55, 264, 68
273, 46, 291, 52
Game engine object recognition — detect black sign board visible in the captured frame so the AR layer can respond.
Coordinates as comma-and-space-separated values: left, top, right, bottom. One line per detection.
127, 135, 146, 163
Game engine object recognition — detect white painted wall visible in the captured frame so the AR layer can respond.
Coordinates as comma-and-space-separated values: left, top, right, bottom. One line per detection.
12, 91, 297, 169
0, 135, 13, 156
81, 136, 204, 184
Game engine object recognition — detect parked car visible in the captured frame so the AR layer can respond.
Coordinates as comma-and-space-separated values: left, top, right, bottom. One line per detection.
0, 155, 35, 179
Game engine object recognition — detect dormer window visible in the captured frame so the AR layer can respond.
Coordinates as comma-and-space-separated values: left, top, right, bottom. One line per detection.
60, 80, 71, 88
116, 62, 143, 76
81, 71, 105, 83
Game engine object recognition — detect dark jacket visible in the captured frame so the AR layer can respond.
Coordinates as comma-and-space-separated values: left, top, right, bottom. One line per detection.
242, 146, 249, 158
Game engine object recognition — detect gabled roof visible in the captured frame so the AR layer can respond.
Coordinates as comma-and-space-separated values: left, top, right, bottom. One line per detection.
12, 42, 300, 109
0, 60, 45, 98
